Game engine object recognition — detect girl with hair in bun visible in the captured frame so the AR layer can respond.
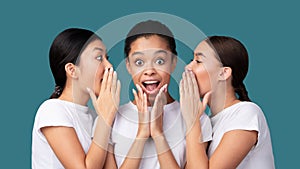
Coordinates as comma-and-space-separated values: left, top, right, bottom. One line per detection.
180, 36, 275, 169
32, 28, 121, 169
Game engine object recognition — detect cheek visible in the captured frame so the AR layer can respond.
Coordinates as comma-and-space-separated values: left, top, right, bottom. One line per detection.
131, 73, 141, 85
159, 71, 171, 83
194, 67, 211, 93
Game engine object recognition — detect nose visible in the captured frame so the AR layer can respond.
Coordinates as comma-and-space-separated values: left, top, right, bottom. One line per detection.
185, 61, 193, 71
104, 59, 113, 70
143, 67, 156, 76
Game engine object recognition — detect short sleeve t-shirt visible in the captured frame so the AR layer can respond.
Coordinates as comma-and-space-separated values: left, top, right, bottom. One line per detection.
208, 102, 275, 169
32, 99, 95, 169
110, 101, 212, 169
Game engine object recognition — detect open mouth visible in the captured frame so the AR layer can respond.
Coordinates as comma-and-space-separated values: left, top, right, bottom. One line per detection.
141, 80, 161, 94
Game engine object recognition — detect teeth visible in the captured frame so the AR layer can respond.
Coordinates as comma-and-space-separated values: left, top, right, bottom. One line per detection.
143, 81, 158, 84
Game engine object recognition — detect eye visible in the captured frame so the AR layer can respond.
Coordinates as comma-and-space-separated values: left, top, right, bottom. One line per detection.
155, 58, 165, 65
196, 60, 202, 63
135, 59, 144, 66
96, 55, 103, 61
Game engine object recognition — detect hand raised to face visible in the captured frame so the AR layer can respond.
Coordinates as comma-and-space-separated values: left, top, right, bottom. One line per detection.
87, 68, 121, 126
180, 70, 211, 133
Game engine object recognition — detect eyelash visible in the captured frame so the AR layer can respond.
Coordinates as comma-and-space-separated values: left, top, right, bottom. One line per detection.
135, 59, 144, 66
96, 55, 110, 62
96, 55, 103, 61
155, 58, 165, 65
191, 59, 202, 63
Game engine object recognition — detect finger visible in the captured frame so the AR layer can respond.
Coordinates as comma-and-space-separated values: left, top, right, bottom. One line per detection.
100, 68, 109, 94
87, 87, 97, 107
132, 88, 138, 104
186, 71, 193, 94
116, 80, 121, 101
182, 72, 189, 95
136, 84, 143, 100
111, 71, 117, 93
114, 80, 121, 107
202, 91, 212, 111
143, 92, 148, 115
145, 95, 150, 123
106, 67, 114, 91
179, 79, 184, 99
190, 71, 200, 99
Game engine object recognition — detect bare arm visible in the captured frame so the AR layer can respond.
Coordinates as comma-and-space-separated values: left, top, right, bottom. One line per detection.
103, 145, 117, 169
153, 135, 181, 169
119, 84, 150, 169
209, 130, 257, 169
151, 85, 180, 169
181, 71, 258, 169
41, 68, 121, 169
41, 124, 108, 169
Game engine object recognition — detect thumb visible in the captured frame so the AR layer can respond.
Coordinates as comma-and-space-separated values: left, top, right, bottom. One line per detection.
87, 87, 97, 105
202, 91, 212, 111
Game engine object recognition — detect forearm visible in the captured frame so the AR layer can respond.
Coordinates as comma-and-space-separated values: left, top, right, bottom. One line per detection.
153, 135, 181, 169
185, 121, 208, 169
85, 118, 112, 169
120, 137, 148, 169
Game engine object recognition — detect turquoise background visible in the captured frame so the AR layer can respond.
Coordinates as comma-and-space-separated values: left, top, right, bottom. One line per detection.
1, 0, 299, 168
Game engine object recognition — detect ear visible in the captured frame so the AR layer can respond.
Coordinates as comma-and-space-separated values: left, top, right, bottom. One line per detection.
218, 67, 232, 81
65, 63, 78, 79
125, 58, 132, 75
171, 55, 177, 73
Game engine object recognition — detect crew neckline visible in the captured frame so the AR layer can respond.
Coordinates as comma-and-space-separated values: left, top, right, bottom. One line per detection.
210, 101, 248, 120
50, 99, 89, 113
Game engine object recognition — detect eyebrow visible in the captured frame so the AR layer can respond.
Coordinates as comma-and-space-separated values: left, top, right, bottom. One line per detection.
154, 50, 168, 55
194, 52, 206, 58
131, 51, 145, 57
93, 47, 104, 52
131, 50, 168, 57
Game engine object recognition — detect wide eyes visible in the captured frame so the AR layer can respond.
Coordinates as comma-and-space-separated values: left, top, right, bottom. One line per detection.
155, 58, 165, 65
135, 59, 144, 66
134, 58, 165, 67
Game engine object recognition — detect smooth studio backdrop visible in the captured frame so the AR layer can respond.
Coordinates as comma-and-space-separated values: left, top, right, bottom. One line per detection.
0, 1, 299, 168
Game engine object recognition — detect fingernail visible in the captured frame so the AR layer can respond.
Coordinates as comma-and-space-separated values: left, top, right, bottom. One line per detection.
132, 89, 136, 94
86, 87, 91, 92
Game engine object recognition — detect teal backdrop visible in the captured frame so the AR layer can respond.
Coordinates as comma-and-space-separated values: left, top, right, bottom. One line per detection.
1, 0, 299, 168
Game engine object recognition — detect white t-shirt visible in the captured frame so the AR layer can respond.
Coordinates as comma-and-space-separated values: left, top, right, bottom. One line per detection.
111, 101, 212, 169
32, 99, 95, 169
208, 101, 275, 169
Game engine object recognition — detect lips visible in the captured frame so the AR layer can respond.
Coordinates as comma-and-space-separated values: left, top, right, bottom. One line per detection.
141, 80, 161, 94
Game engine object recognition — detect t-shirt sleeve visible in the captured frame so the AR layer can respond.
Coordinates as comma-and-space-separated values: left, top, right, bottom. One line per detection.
224, 103, 260, 134
36, 101, 74, 130
34, 100, 74, 141
199, 113, 213, 142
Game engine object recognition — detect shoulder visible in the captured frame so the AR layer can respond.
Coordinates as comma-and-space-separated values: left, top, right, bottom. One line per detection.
233, 102, 264, 118
35, 99, 74, 123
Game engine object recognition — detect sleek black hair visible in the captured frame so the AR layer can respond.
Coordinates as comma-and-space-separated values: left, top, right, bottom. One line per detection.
206, 36, 251, 101
49, 28, 101, 98
124, 20, 177, 58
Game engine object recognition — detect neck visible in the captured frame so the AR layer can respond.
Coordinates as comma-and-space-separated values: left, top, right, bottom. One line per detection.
58, 83, 89, 106
209, 84, 240, 116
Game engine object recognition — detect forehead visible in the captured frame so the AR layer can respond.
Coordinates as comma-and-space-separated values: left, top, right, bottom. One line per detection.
129, 35, 170, 54
194, 41, 213, 54
84, 39, 106, 53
